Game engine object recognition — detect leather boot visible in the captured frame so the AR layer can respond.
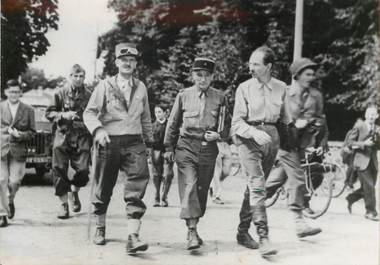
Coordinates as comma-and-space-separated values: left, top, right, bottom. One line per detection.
0, 216, 8, 227
57, 203, 69, 219
187, 228, 201, 250
153, 176, 162, 207
259, 237, 278, 257
72, 191, 81, 213
161, 177, 172, 207
93, 226, 106, 245
293, 210, 322, 238
236, 231, 259, 249
126, 219, 148, 253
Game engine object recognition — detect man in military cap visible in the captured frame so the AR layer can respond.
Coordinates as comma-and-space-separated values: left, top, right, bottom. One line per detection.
231, 46, 292, 257
164, 57, 230, 250
83, 42, 153, 254
265, 57, 326, 238
46, 64, 92, 219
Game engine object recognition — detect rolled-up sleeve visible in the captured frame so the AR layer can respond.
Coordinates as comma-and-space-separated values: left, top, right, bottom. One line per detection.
140, 87, 153, 146
83, 82, 104, 135
231, 85, 252, 139
164, 92, 183, 151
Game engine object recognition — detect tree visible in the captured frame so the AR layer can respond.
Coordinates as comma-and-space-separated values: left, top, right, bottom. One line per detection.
1, 0, 59, 95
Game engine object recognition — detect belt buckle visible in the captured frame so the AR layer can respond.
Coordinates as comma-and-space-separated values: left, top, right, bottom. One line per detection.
201, 141, 208, 146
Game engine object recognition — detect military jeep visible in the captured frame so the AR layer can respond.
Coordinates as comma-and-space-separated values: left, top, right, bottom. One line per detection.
20, 91, 53, 181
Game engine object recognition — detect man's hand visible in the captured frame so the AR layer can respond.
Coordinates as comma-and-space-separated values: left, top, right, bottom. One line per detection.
204, 131, 220, 142
94, 128, 110, 147
315, 146, 324, 156
61, 111, 77, 120
250, 128, 271, 145
295, 119, 308, 129
8, 127, 20, 138
363, 138, 374, 147
164, 151, 174, 163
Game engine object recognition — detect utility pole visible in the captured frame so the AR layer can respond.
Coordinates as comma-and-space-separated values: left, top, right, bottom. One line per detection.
293, 0, 304, 60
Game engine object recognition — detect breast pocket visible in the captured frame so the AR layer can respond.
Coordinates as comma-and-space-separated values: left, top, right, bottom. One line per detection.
183, 111, 200, 128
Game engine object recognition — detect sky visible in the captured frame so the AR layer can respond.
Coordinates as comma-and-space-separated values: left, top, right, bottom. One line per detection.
31, 0, 117, 81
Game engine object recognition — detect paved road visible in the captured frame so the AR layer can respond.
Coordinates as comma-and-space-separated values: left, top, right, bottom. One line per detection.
1, 169, 379, 265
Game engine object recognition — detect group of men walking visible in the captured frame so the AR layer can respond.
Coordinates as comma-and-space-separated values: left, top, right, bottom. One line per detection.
0, 41, 378, 258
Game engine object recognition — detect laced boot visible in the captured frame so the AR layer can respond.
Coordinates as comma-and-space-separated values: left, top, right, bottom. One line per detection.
293, 210, 322, 238
126, 219, 148, 254
93, 226, 106, 245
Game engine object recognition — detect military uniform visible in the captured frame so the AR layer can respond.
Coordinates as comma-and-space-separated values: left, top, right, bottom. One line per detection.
265, 81, 328, 211
46, 84, 92, 197
164, 86, 230, 219
84, 75, 153, 219
231, 76, 291, 246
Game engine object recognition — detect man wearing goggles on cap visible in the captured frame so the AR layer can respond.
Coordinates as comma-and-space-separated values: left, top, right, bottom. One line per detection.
84, 42, 153, 254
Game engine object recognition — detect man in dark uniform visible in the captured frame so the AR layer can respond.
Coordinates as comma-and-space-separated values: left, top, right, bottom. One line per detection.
46, 64, 92, 219
265, 58, 324, 238
164, 57, 230, 250
83, 43, 153, 254
231, 46, 292, 257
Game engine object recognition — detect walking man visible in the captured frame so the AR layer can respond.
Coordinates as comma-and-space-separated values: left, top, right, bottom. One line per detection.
164, 57, 230, 250
83, 42, 153, 253
265, 58, 324, 238
1, 79, 36, 227
346, 105, 379, 221
46, 64, 93, 219
231, 46, 291, 257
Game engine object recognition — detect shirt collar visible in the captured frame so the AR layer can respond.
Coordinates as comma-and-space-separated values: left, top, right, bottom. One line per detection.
197, 87, 210, 98
252, 77, 273, 90
157, 118, 167, 124
7, 100, 20, 108
117, 74, 133, 88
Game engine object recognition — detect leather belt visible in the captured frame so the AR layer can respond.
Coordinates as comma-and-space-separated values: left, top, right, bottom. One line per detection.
248, 121, 277, 126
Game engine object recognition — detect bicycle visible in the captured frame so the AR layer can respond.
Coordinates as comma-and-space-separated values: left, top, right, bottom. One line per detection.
265, 148, 341, 219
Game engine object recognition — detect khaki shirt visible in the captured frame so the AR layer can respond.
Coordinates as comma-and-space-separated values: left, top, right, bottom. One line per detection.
231, 77, 291, 139
46, 84, 92, 132
164, 86, 231, 151
287, 82, 328, 149
83, 75, 153, 144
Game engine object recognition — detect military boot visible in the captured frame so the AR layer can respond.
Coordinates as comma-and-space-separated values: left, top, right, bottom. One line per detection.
126, 219, 148, 254
93, 226, 106, 245
57, 202, 69, 219
293, 210, 322, 238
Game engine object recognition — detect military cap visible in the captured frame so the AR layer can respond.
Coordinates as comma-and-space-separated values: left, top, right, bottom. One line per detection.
192, 57, 215, 73
289, 57, 317, 77
115, 43, 139, 59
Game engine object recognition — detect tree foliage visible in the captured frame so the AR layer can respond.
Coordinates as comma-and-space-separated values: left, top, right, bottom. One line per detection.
97, 0, 378, 138
1, 0, 59, 95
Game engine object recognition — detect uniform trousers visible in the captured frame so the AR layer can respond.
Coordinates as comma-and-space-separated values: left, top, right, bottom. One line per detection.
92, 135, 149, 219
237, 125, 280, 236
265, 149, 307, 211
175, 137, 218, 219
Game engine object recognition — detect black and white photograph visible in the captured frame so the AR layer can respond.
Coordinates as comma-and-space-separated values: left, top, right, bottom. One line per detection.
1, 0, 379, 264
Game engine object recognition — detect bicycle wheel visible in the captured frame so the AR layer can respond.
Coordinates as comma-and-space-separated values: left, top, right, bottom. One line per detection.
303, 169, 334, 219
265, 187, 283, 208
331, 164, 347, 198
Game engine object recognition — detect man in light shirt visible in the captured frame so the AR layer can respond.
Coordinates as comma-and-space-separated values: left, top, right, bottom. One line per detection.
231, 46, 291, 257
0, 80, 35, 227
